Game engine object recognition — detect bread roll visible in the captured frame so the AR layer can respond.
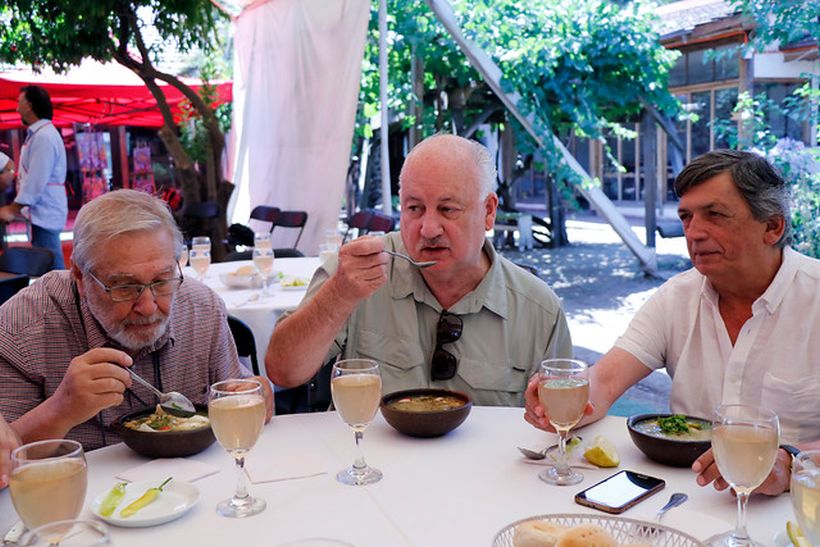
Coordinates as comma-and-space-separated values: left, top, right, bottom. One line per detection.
512, 520, 568, 547
233, 265, 256, 276
555, 524, 618, 547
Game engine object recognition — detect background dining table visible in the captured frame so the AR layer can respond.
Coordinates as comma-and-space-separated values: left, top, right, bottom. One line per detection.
0, 408, 793, 546
189, 257, 321, 368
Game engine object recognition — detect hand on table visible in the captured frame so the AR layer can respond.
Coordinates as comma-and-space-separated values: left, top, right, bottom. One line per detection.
692, 447, 792, 496
49, 348, 133, 428
523, 373, 593, 432
0, 413, 20, 488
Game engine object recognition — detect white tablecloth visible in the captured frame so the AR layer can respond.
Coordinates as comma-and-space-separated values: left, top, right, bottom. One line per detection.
188, 257, 321, 372
0, 409, 792, 546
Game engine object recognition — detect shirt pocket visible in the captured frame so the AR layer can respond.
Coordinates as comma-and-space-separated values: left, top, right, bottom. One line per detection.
457, 358, 529, 403
761, 372, 820, 444
354, 329, 425, 379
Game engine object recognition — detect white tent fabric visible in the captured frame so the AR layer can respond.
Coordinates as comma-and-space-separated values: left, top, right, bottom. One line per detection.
230, 0, 370, 254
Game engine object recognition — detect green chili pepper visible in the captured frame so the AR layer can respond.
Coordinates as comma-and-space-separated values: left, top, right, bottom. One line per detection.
120, 477, 173, 518
99, 482, 128, 517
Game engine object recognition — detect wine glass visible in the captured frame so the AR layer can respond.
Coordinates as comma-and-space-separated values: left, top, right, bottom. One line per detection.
22, 519, 110, 546
208, 378, 267, 518
791, 450, 820, 544
189, 236, 211, 281
331, 359, 383, 486
252, 232, 275, 296
707, 404, 779, 547
537, 358, 589, 486
9, 440, 88, 531
177, 243, 189, 269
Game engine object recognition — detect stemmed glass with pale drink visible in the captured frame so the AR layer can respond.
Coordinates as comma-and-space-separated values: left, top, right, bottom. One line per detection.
22, 519, 110, 546
208, 378, 267, 518
9, 440, 88, 534
537, 358, 589, 486
252, 232, 275, 296
331, 359, 383, 486
707, 404, 779, 547
791, 450, 820, 544
189, 236, 212, 281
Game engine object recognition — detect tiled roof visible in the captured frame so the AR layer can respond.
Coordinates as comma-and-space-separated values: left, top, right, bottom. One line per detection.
654, 0, 739, 37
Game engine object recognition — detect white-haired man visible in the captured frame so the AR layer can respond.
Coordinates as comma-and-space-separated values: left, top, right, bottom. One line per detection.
0, 189, 273, 451
267, 134, 572, 406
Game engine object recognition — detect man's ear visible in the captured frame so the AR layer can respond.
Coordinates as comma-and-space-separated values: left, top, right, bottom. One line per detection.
72, 265, 86, 297
484, 193, 499, 231
763, 215, 786, 246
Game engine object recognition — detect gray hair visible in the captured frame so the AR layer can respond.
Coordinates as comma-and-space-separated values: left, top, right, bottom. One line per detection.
72, 189, 184, 272
674, 149, 791, 248
399, 134, 497, 200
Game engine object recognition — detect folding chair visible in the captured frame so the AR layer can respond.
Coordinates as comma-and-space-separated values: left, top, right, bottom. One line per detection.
271, 210, 308, 248
367, 211, 395, 234
0, 246, 55, 276
342, 210, 373, 242
227, 315, 260, 375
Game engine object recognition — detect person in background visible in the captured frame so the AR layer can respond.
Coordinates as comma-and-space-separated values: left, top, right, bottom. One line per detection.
0, 189, 273, 451
267, 134, 572, 406
524, 149, 820, 496
0, 152, 14, 191
0, 85, 68, 269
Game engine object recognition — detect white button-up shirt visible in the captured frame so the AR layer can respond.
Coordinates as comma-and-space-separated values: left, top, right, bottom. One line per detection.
615, 247, 820, 443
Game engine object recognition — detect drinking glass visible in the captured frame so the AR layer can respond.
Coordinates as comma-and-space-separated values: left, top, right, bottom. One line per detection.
208, 378, 267, 518
178, 244, 189, 269
9, 440, 88, 531
537, 358, 589, 486
22, 519, 110, 546
331, 359, 382, 486
791, 450, 820, 544
252, 232, 275, 295
189, 236, 211, 281
708, 404, 779, 547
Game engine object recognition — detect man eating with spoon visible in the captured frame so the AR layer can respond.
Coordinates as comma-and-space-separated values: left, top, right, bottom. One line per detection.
267, 134, 572, 406
0, 190, 273, 451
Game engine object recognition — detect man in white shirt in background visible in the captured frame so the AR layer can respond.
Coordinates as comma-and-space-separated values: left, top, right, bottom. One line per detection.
0, 85, 67, 269
525, 149, 820, 496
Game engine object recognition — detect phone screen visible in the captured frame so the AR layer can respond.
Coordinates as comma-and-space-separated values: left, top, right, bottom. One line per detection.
575, 470, 665, 513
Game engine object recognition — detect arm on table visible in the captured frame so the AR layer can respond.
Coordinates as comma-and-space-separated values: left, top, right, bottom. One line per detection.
266, 236, 388, 388
693, 439, 820, 496
524, 347, 652, 432
0, 413, 20, 488
10, 348, 132, 444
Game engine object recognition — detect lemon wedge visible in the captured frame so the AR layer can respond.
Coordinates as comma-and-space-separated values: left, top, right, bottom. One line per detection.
787, 521, 810, 547
583, 435, 620, 467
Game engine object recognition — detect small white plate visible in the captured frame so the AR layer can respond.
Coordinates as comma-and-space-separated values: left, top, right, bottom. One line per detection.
91, 479, 199, 528
219, 272, 260, 289
279, 277, 309, 291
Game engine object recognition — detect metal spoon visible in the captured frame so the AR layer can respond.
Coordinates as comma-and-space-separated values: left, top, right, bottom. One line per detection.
124, 367, 196, 417
655, 492, 688, 522
383, 250, 437, 268
518, 436, 582, 460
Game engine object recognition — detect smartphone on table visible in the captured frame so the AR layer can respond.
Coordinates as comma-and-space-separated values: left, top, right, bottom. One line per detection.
575, 470, 665, 514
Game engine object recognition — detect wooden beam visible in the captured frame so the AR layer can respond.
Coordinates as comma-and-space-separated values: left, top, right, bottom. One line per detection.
425, 0, 657, 273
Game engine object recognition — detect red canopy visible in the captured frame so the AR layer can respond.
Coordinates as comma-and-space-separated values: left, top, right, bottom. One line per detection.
0, 59, 232, 130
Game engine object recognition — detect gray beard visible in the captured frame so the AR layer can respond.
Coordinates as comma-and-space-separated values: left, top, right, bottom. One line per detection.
85, 295, 173, 351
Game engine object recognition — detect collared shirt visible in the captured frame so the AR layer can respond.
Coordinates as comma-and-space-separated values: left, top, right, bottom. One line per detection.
16, 119, 68, 231
290, 232, 573, 406
0, 270, 250, 451
615, 247, 820, 443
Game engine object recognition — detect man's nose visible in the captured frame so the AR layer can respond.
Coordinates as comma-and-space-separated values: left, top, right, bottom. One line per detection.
419, 213, 444, 239
131, 287, 158, 315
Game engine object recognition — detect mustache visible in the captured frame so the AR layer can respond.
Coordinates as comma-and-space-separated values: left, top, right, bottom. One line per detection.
123, 314, 166, 327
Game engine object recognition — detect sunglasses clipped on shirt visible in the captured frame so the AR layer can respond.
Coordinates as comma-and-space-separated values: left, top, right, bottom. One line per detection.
431, 311, 463, 381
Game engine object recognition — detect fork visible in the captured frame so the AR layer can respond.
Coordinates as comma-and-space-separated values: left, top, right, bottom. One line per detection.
383, 250, 437, 268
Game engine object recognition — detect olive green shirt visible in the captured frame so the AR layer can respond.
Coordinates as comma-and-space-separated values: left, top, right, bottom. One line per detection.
293, 232, 572, 406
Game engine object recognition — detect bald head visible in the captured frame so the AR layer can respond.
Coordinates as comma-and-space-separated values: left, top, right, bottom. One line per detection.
399, 134, 496, 200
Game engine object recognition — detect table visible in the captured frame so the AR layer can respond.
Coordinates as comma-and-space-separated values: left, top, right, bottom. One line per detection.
189, 257, 321, 367
0, 409, 791, 546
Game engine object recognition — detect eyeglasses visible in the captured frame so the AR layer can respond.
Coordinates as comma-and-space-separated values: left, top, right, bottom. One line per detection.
86, 264, 184, 302
431, 311, 463, 381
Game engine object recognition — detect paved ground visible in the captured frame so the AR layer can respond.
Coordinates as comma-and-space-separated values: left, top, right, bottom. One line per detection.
498, 210, 692, 416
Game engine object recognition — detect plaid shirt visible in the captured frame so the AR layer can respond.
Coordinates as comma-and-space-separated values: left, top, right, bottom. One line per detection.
0, 270, 250, 451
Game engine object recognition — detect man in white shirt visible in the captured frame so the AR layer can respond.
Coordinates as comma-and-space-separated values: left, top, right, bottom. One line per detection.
525, 149, 820, 496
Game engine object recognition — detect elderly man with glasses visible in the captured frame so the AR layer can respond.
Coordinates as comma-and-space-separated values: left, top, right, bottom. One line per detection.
0, 189, 273, 451
267, 134, 572, 406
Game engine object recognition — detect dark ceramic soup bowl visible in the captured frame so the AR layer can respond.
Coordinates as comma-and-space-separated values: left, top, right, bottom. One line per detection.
111, 404, 216, 458
380, 388, 472, 438
627, 413, 713, 467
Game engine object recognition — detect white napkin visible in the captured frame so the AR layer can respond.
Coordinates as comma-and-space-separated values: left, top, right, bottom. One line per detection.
115, 458, 220, 483
245, 450, 330, 484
